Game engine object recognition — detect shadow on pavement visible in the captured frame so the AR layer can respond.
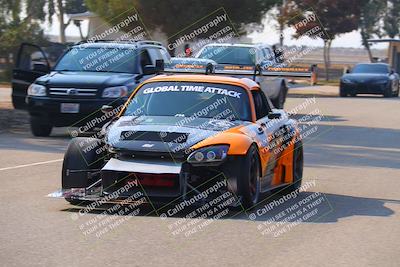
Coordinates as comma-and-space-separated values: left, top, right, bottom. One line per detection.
60, 191, 398, 224
304, 124, 400, 169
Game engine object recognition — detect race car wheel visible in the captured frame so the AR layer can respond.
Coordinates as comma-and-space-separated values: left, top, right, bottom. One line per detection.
238, 145, 260, 209
384, 82, 393, 98
30, 116, 53, 137
284, 140, 304, 194
339, 88, 347, 97
62, 137, 104, 205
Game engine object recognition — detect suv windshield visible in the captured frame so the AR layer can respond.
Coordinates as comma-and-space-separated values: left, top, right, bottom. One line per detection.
197, 46, 256, 65
352, 64, 389, 74
54, 47, 139, 73
123, 82, 251, 121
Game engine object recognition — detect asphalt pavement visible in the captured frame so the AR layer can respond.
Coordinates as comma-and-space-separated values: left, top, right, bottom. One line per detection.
0, 87, 399, 267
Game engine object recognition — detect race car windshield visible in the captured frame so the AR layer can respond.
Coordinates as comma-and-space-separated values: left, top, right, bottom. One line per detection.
54, 48, 139, 73
123, 82, 251, 121
352, 64, 389, 74
197, 46, 256, 65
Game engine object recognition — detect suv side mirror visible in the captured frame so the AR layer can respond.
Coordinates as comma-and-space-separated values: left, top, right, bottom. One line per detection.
390, 69, 395, 75
155, 59, 164, 72
101, 105, 114, 114
345, 69, 351, 74
33, 63, 49, 73
268, 112, 282, 120
143, 59, 164, 75
143, 65, 157, 75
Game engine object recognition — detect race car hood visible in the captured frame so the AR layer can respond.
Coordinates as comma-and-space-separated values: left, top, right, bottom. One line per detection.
35, 71, 139, 88
106, 115, 247, 155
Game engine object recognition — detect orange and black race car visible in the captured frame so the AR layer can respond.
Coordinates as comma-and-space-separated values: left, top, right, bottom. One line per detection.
56, 74, 303, 209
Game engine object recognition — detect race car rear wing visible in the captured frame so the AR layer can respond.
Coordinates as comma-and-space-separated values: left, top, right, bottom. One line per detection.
164, 59, 318, 85
164, 58, 215, 74
213, 64, 318, 85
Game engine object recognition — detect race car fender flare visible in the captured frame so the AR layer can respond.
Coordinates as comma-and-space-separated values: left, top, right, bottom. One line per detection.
191, 132, 255, 156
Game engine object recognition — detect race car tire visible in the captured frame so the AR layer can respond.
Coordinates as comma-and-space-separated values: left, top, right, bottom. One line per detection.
283, 140, 304, 194
62, 137, 104, 205
237, 145, 261, 209
339, 88, 348, 97
30, 116, 53, 137
383, 82, 393, 98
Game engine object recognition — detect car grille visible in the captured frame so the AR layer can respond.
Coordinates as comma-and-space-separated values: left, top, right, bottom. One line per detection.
121, 131, 189, 143
49, 87, 98, 98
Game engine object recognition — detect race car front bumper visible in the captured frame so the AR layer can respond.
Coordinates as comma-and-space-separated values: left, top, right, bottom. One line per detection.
340, 81, 388, 94
49, 155, 245, 207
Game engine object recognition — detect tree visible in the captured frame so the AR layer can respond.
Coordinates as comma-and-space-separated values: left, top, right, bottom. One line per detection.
383, 0, 400, 38
359, 0, 386, 62
85, 0, 279, 46
285, 0, 363, 80
0, 0, 49, 80
54, 0, 87, 43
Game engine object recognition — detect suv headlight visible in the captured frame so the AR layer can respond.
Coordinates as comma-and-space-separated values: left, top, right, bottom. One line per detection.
102, 86, 128, 98
187, 145, 229, 165
27, 83, 46, 96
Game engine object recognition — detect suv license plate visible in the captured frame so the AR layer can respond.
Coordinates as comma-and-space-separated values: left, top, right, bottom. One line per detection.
60, 103, 80, 113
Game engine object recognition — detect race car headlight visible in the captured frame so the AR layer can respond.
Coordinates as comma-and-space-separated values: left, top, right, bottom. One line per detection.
102, 86, 128, 98
27, 83, 46, 96
187, 145, 229, 164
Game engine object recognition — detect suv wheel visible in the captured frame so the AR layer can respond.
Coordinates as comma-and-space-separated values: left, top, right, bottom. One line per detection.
30, 116, 53, 137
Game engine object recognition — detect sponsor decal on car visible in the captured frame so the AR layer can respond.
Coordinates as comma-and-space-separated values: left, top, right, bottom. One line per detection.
143, 85, 242, 98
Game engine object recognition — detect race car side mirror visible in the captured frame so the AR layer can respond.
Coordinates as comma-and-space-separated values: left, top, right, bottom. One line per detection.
268, 112, 281, 120
101, 105, 114, 114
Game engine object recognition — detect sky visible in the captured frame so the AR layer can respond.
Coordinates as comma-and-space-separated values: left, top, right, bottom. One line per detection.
249, 27, 388, 49
247, 12, 388, 49
42, 13, 388, 50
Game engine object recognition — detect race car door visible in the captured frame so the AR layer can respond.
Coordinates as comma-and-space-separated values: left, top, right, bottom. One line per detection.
12, 42, 66, 109
251, 89, 285, 192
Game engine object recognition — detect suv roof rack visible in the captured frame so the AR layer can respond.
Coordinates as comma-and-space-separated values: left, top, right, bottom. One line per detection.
136, 40, 163, 47
74, 39, 163, 47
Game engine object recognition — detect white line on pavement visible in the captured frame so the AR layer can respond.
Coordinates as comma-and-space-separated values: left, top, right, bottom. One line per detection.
0, 159, 63, 171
